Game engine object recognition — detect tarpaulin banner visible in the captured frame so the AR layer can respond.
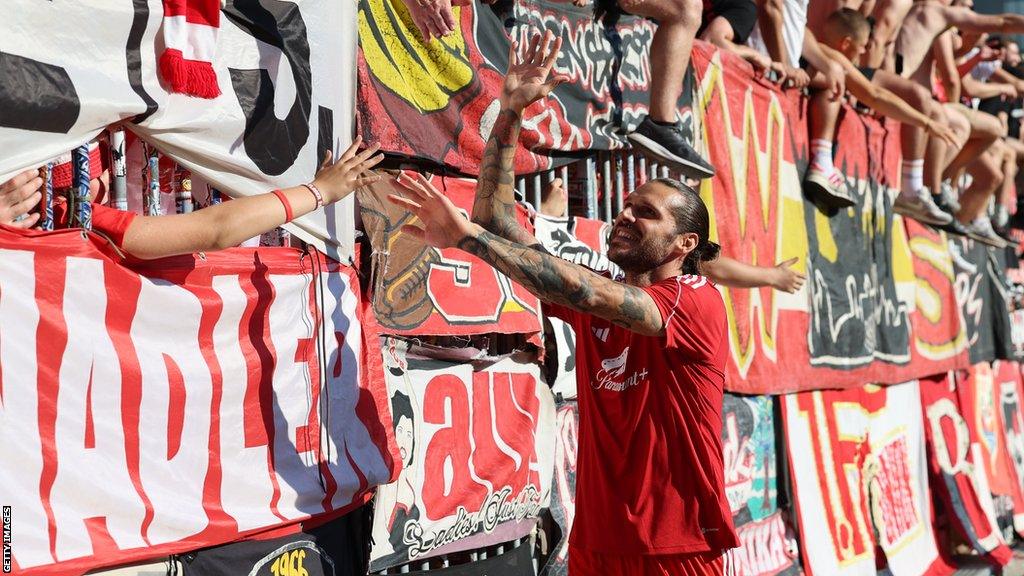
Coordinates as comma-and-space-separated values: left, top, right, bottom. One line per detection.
370, 339, 555, 571
689, 45, 969, 392
722, 395, 800, 576
782, 382, 951, 575
995, 361, 1024, 535
356, 0, 664, 174
0, 0, 359, 260
919, 373, 1012, 565
539, 400, 578, 576
181, 513, 366, 576
357, 174, 541, 337
402, 540, 534, 576
0, 227, 399, 575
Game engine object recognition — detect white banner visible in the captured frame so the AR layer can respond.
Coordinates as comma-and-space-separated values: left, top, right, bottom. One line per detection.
0, 0, 357, 260
370, 340, 556, 571
0, 229, 398, 575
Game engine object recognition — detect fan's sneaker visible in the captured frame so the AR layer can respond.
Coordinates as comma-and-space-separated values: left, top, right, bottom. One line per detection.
628, 116, 715, 180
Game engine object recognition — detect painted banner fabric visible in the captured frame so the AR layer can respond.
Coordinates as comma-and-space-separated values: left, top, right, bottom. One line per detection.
0, 0, 359, 260
180, 513, 365, 576
0, 227, 399, 575
357, 174, 541, 337
539, 400, 578, 576
994, 361, 1024, 536
722, 395, 801, 576
919, 373, 1013, 565
782, 382, 951, 575
357, 0, 662, 174
370, 340, 555, 571
692, 46, 966, 392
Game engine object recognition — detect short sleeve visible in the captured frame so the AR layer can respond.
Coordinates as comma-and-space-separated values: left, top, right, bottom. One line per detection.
51, 201, 136, 248
90, 203, 137, 247
544, 302, 584, 328
641, 276, 726, 360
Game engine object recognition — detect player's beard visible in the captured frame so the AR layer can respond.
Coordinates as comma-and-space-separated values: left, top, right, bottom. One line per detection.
608, 227, 671, 273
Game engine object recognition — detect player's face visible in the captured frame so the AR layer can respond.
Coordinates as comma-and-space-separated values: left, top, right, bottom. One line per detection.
607, 182, 689, 273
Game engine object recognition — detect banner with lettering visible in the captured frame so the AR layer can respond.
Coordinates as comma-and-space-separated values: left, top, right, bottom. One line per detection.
722, 395, 801, 576
919, 373, 1013, 565
369, 339, 555, 571
0, 227, 399, 575
782, 382, 952, 575
692, 47, 967, 393
357, 174, 541, 336
0, 0, 360, 260
356, 0, 662, 174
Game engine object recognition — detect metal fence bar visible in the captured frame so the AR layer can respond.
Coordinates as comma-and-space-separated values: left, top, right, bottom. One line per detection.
601, 152, 612, 223
532, 173, 542, 212
516, 177, 527, 202
110, 130, 128, 211
626, 153, 636, 194
41, 163, 54, 231
145, 147, 162, 216
73, 144, 92, 230
174, 166, 193, 214
585, 156, 597, 220
614, 153, 625, 215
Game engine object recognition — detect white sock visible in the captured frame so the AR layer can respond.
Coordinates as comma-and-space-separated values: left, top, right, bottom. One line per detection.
901, 159, 924, 195
811, 139, 834, 174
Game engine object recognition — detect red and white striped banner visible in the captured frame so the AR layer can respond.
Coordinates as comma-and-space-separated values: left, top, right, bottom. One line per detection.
0, 226, 399, 575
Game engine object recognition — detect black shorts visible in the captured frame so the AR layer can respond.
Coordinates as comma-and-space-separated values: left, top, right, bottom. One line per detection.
700, 0, 758, 45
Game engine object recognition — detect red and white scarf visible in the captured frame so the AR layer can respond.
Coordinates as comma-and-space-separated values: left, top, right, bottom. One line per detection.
159, 0, 221, 99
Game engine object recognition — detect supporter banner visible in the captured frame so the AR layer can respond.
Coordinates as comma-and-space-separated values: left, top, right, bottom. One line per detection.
919, 373, 1012, 565
539, 400, 578, 576
957, 364, 1018, 499
356, 0, 663, 173
181, 513, 365, 576
403, 541, 534, 576
994, 361, 1024, 535
722, 395, 801, 576
690, 45, 968, 392
782, 382, 950, 575
370, 340, 555, 571
952, 239, 1001, 364
357, 174, 541, 336
0, 228, 398, 575
0, 0, 358, 260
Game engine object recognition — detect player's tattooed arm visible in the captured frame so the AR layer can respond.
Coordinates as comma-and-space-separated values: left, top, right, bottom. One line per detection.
471, 108, 538, 248
458, 229, 665, 336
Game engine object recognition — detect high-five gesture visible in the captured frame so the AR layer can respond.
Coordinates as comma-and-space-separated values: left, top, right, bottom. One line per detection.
311, 136, 384, 203
502, 30, 570, 111
389, 171, 475, 249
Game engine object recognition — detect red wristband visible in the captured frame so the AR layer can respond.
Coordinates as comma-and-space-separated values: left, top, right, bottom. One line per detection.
271, 189, 293, 222
302, 182, 324, 209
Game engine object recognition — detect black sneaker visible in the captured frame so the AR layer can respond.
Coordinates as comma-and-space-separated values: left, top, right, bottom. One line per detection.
935, 218, 969, 236
628, 116, 715, 180
932, 193, 967, 236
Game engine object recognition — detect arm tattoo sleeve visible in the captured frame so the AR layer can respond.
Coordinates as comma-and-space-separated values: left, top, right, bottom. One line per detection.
471, 108, 538, 247
458, 230, 664, 335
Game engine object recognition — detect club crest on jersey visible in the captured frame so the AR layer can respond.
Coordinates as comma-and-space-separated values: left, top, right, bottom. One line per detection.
594, 347, 648, 392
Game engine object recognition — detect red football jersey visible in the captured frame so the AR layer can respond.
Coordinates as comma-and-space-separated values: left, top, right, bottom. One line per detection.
547, 274, 738, 555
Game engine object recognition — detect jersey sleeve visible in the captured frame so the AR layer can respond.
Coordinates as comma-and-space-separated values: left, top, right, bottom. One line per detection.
641, 277, 727, 360
90, 203, 137, 247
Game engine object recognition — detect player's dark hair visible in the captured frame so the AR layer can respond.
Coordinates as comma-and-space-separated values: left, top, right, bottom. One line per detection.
651, 178, 721, 275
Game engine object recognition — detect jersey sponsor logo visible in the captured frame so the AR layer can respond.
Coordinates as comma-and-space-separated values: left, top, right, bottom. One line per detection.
593, 347, 648, 392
